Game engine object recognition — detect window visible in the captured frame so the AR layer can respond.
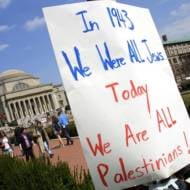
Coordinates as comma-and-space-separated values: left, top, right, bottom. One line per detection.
13, 82, 30, 92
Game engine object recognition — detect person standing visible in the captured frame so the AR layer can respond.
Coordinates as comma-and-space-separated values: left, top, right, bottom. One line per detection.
18, 127, 35, 161
0, 131, 13, 157
57, 110, 73, 145
34, 120, 53, 158
33, 120, 45, 157
51, 115, 65, 147
39, 121, 54, 158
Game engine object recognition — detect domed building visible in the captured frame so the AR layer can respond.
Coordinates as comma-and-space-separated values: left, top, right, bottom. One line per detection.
0, 69, 68, 123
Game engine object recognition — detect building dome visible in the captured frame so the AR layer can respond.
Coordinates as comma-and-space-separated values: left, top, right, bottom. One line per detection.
0, 69, 67, 124
0, 69, 30, 80
0, 69, 41, 95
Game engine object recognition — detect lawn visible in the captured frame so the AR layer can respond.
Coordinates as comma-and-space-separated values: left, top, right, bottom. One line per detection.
181, 90, 190, 109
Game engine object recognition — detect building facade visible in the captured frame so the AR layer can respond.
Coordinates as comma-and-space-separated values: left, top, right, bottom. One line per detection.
163, 39, 190, 87
0, 70, 68, 123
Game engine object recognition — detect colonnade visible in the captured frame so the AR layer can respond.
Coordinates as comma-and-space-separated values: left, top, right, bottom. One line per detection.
7, 94, 55, 121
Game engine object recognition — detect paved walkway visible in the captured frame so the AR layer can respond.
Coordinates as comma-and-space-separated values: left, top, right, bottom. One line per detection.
13, 137, 88, 171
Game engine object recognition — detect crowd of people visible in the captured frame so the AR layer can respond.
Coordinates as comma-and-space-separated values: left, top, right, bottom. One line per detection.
0, 108, 74, 161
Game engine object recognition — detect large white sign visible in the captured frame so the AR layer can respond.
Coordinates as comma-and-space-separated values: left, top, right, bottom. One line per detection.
43, 1, 190, 189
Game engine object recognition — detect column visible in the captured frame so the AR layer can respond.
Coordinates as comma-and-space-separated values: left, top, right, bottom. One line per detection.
49, 94, 55, 110
23, 100, 29, 116
25, 100, 30, 116
47, 94, 53, 111
8, 103, 14, 121
2, 100, 11, 122
51, 93, 59, 110
38, 97, 43, 113
10, 103, 16, 121
44, 95, 50, 111
13, 102, 19, 120
27, 99, 33, 116
33, 97, 39, 114
18, 101, 24, 119
42, 95, 48, 112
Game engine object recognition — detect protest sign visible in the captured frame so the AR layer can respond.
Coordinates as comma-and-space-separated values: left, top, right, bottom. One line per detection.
43, 1, 190, 189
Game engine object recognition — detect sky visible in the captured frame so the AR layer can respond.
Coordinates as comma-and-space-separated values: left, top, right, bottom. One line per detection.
0, 0, 190, 85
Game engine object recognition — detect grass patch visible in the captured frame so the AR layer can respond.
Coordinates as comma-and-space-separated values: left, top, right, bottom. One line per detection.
181, 90, 190, 108
0, 155, 94, 190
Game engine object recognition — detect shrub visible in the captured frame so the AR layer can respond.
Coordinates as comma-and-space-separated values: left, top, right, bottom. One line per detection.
0, 155, 94, 190
181, 80, 190, 91
7, 120, 18, 126
68, 121, 78, 137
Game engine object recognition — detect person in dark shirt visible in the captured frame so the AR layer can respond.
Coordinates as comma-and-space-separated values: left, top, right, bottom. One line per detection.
18, 127, 35, 161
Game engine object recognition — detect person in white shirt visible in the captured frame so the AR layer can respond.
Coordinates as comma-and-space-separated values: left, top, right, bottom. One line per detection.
0, 131, 13, 157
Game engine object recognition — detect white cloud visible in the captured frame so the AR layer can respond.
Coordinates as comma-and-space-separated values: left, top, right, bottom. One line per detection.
0, 43, 9, 51
160, 15, 190, 40
170, 2, 190, 17
24, 17, 45, 31
0, 25, 14, 32
159, 2, 190, 41
0, 0, 11, 8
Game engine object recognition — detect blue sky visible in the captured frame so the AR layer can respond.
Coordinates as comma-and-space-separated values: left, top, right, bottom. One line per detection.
0, 0, 190, 85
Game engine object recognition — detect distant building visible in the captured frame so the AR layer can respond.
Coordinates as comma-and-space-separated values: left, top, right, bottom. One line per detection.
0, 70, 68, 123
163, 39, 190, 87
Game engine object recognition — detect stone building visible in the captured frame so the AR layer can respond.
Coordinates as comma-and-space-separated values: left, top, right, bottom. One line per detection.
163, 39, 190, 87
0, 70, 68, 123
